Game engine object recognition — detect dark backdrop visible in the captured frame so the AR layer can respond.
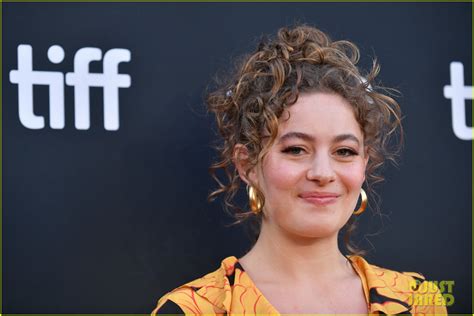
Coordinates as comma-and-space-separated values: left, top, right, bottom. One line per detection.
3, 2, 472, 314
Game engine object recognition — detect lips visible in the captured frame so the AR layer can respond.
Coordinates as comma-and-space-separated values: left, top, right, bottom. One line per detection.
299, 192, 340, 206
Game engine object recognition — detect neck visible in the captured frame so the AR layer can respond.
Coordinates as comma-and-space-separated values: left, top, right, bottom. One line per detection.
240, 218, 353, 284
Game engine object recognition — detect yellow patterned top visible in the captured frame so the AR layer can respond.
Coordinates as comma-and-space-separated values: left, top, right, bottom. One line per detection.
152, 255, 448, 315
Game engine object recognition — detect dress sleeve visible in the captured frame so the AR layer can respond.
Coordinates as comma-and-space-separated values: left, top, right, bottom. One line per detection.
152, 300, 184, 314
151, 288, 217, 315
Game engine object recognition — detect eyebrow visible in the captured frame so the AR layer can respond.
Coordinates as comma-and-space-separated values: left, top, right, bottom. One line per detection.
278, 132, 361, 146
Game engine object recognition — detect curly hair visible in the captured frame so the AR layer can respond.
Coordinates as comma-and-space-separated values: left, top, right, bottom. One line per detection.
206, 25, 403, 256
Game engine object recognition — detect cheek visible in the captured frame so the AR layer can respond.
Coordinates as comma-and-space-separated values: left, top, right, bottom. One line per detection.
260, 156, 304, 191
337, 162, 366, 191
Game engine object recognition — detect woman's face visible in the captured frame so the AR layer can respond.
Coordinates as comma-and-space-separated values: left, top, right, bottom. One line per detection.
251, 92, 368, 239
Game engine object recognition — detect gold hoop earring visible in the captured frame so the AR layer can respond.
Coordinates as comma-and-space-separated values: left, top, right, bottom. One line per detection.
247, 185, 262, 214
353, 188, 367, 215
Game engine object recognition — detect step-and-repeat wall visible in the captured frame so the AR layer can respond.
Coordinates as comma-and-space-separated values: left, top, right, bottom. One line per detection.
4, 2, 472, 314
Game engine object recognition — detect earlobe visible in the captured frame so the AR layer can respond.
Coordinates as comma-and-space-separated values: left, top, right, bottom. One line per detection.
364, 147, 369, 167
363, 147, 369, 182
233, 144, 251, 184
233, 144, 259, 186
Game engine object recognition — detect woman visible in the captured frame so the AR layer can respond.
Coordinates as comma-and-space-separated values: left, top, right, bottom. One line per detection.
151, 25, 448, 315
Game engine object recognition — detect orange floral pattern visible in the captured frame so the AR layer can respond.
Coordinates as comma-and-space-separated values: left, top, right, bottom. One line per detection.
152, 255, 448, 315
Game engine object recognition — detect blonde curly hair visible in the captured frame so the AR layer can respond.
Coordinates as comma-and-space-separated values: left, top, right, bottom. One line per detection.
206, 25, 403, 255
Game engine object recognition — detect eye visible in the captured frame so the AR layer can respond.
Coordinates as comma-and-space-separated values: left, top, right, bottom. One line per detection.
336, 148, 358, 157
282, 146, 306, 155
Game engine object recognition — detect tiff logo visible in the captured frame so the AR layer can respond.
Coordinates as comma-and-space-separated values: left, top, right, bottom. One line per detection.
443, 62, 473, 140
9, 44, 131, 131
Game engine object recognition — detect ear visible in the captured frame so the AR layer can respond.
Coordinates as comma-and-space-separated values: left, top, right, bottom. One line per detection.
233, 144, 258, 185
363, 146, 369, 182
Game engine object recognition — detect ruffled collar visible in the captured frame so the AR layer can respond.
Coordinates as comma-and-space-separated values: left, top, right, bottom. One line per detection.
182, 255, 422, 314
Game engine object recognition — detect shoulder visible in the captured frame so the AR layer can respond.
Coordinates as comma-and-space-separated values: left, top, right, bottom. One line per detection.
151, 256, 238, 315
349, 255, 448, 315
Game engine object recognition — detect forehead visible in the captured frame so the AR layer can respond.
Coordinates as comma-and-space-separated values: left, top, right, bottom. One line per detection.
278, 92, 363, 140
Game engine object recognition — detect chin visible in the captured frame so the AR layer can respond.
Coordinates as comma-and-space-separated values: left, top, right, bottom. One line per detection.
285, 222, 340, 239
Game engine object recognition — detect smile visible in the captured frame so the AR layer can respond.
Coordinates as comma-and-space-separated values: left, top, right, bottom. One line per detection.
298, 192, 341, 206
300, 196, 339, 206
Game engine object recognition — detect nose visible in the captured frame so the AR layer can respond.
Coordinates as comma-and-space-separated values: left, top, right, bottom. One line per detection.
306, 152, 336, 185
